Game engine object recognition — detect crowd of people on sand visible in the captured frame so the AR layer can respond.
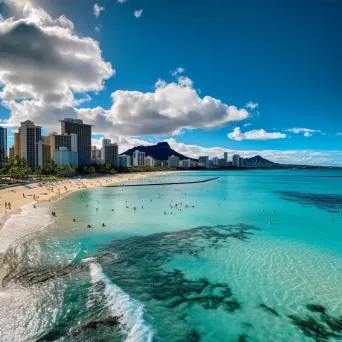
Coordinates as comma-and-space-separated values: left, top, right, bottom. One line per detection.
0, 173, 167, 215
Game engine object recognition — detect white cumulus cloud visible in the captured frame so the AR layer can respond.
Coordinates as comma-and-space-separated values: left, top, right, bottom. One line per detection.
133, 9, 143, 18
93, 4, 105, 18
76, 77, 249, 136
228, 127, 286, 141
0, 0, 114, 128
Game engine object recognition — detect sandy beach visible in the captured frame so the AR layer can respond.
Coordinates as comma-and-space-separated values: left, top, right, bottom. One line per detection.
0, 172, 173, 218
0, 171, 175, 254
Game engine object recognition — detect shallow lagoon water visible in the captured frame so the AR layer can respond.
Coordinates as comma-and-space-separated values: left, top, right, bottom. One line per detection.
0, 170, 342, 342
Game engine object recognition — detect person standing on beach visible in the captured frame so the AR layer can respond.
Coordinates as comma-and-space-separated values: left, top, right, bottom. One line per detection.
8, 202, 11, 210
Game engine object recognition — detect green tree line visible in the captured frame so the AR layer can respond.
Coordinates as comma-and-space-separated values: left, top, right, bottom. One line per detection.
0, 156, 176, 182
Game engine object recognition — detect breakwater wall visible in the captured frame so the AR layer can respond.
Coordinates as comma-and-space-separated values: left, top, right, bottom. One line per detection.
105, 177, 219, 188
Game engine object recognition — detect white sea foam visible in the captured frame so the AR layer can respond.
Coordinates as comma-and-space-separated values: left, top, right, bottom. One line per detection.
0, 204, 53, 254
89, 262, 154, 342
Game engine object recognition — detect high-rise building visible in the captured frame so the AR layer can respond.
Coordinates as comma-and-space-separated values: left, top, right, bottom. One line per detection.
168, 155, 180, 168
20, 120, 43, 171
0, 126, 7, 167
133, 150, 145, 166
43, 144, 51, 166
232, 154, 240, 167
14, 130, 21, 157
118, 154, 131, 168
212, 157, 219, 166
105, 143, 119, 167
91, 146, 102, 164
42, 136, 50, 145
54, 147, 78, 166
239, 157, 244, 167
60, 118, 92, 166
190, 160, 198, 168
199, 156, 210, 169
144, 156, 154, 167
224, 152, 228, 162
180, 159, 191, 169
49, 132, 77, 164
50, 133, 77, 152
101, 138, 111, 163
41, 135, 51, 165
218, 158, 227, 167
9, 146, 15, 161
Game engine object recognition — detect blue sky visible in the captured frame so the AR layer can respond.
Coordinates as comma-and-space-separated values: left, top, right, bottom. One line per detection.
0, 0, 341, 165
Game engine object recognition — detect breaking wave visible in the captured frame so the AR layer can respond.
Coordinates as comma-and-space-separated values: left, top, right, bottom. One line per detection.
89, 262, 154, 342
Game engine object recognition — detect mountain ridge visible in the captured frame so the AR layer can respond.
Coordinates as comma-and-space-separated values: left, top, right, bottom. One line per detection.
243, 155, 277, 166
122, 142, 277, 166
121, 141, 192, 161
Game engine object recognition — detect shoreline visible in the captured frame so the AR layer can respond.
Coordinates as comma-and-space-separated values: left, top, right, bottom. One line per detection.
0, 171, 177, 259
0, 172, 175, 213
0, 171, 176, 233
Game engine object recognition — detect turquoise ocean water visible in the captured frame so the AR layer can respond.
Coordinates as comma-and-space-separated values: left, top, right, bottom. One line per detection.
1, 170, 342, 342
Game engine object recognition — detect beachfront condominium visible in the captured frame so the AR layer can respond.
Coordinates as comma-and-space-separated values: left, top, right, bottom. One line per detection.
232, 154, 240, 167
91, 146, 102, 164
101, 138, 111, 163
119, 154, 131, 168
180, 159, 191, 169
9, 146, 14, 161
42, 135, 51, 165
133, 150, 145, 166
0, 126, 7, 167
14, 130, 21, 157
212, 157, 219, 166
199, 156, 210, 169
218, 158, 226, 167
105, 143, 119, 167
20, 120, 43, 171
144, 156, 154, 167
54, 147, 78, 166
60, 118, 92, 166
239, 157, 244, 167
49, 132, 78, 166
168, 155, 180, 168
